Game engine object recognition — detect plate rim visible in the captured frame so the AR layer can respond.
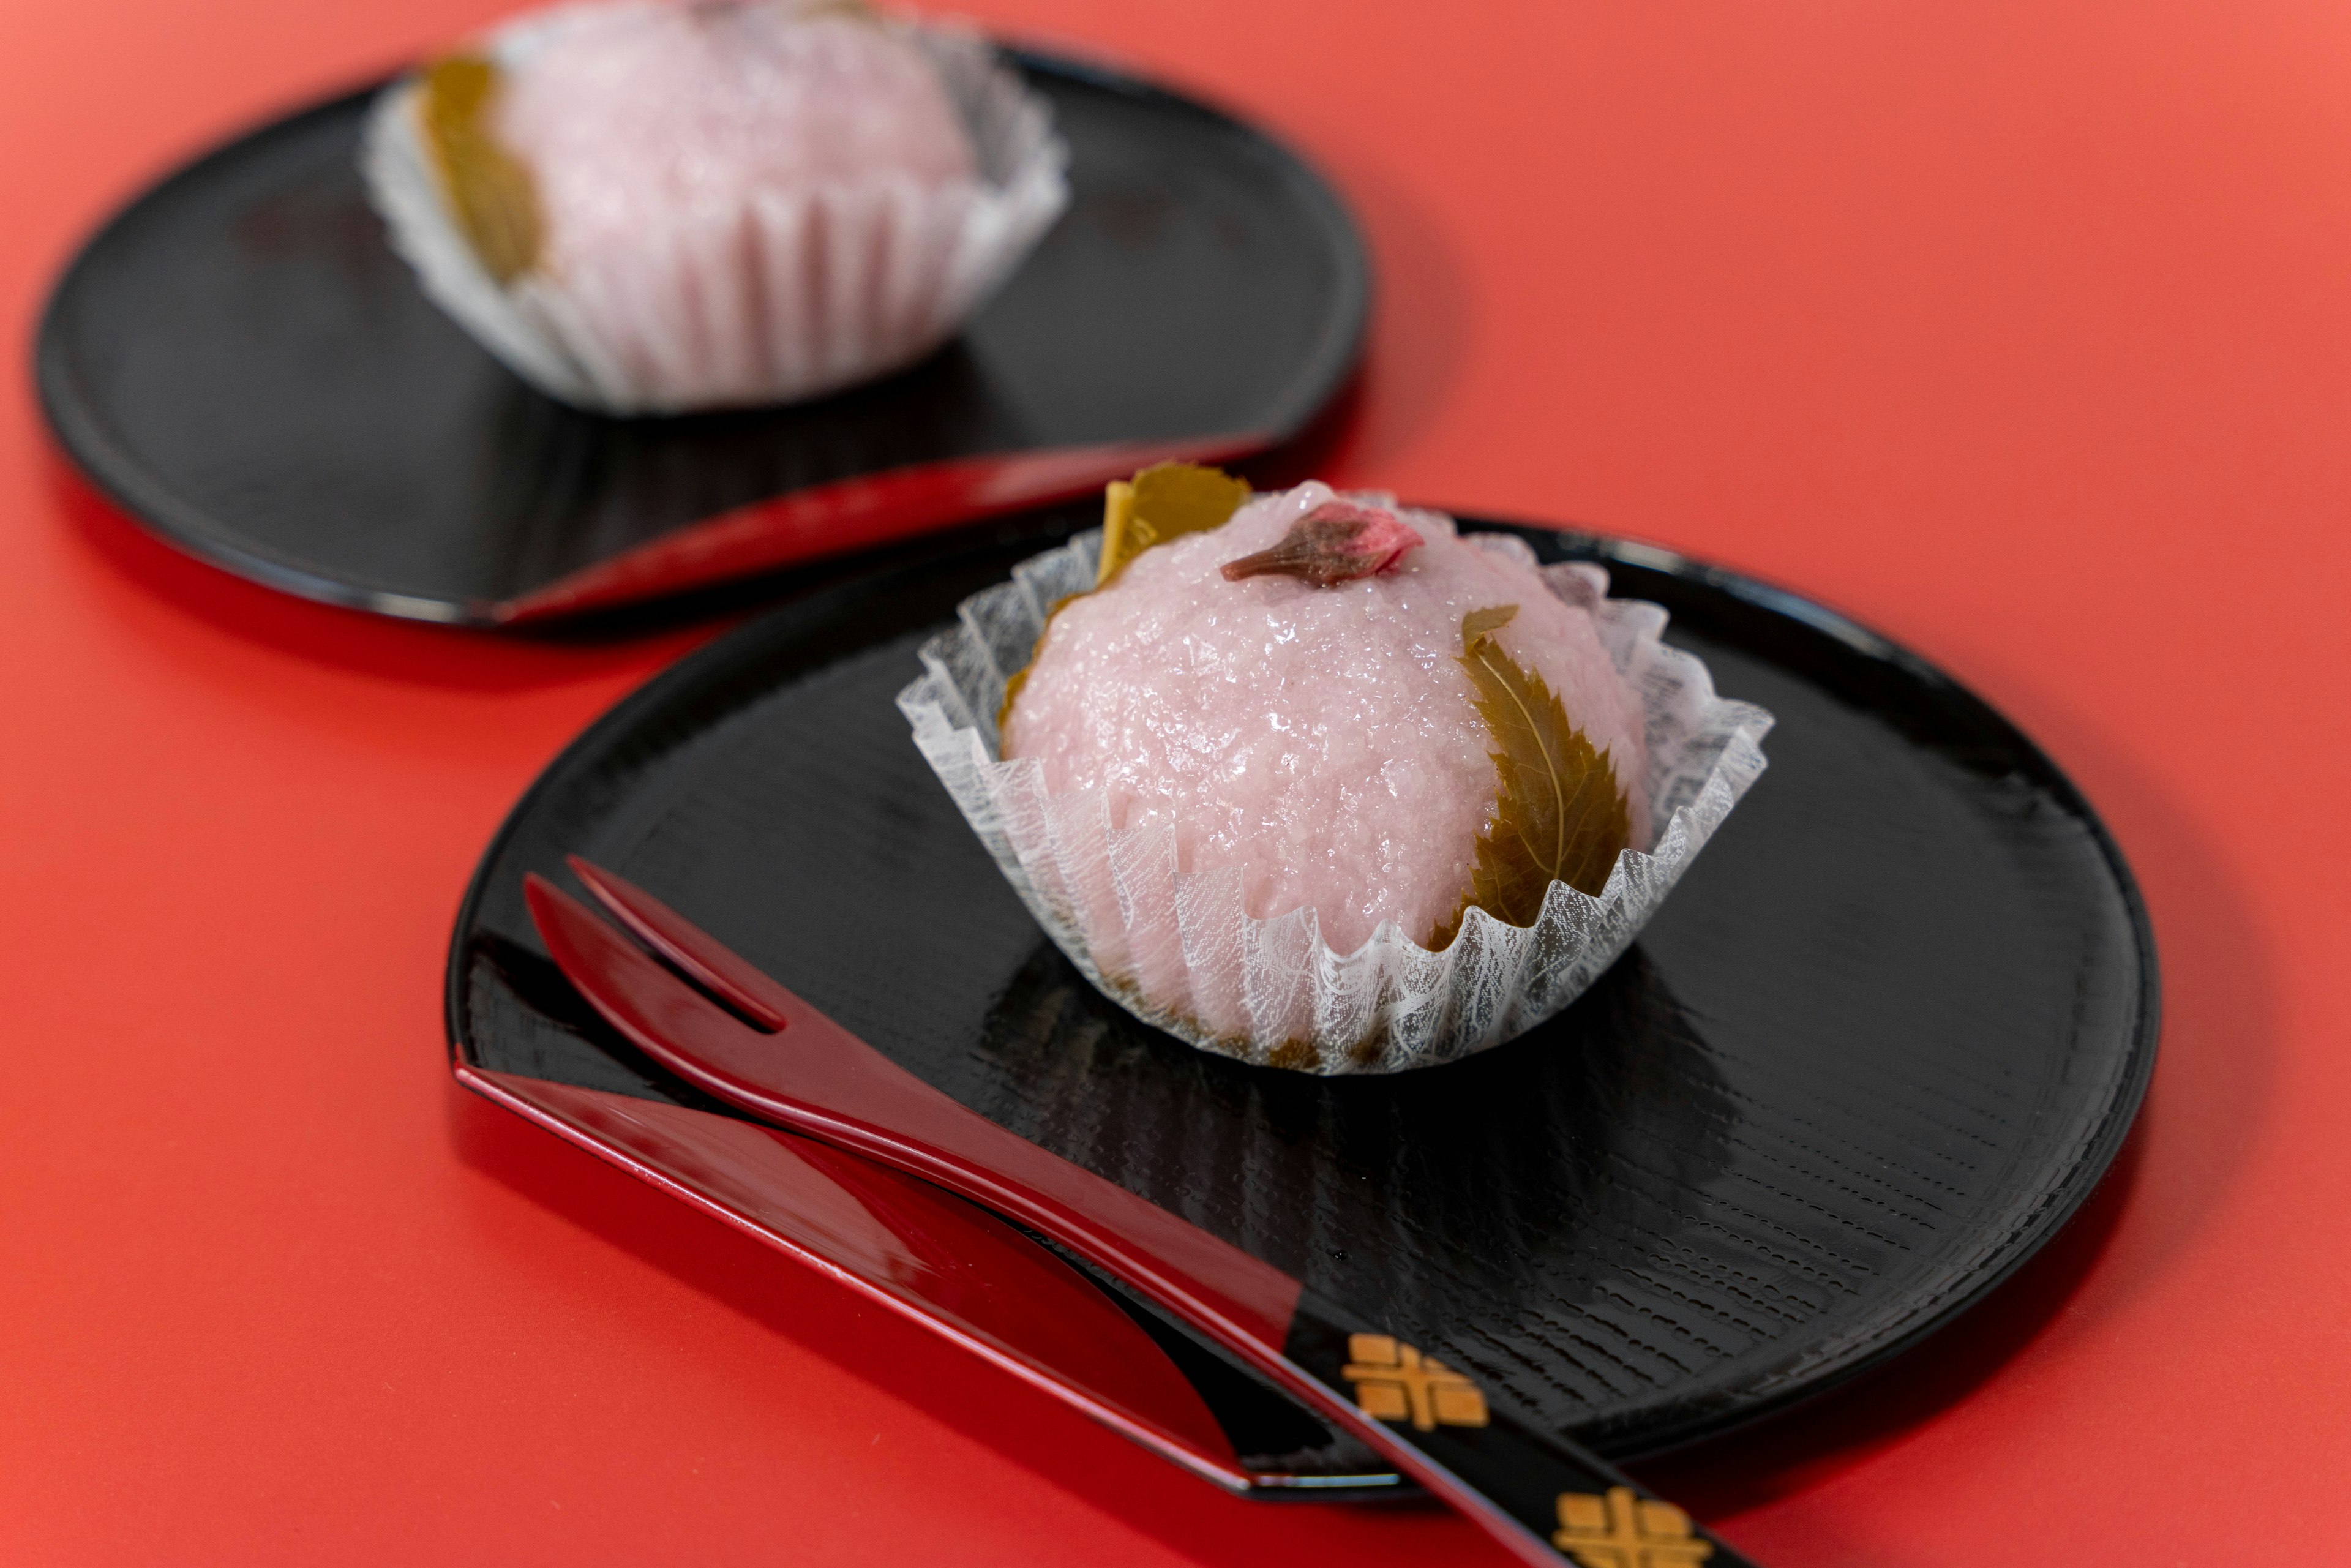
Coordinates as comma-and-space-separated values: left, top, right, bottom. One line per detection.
1542, 528, 2161, 1454
442, 519, 2161, 1462
33, 49, 1371, 626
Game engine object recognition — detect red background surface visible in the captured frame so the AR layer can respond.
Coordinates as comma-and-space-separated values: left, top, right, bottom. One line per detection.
4, 1, 2347, 1562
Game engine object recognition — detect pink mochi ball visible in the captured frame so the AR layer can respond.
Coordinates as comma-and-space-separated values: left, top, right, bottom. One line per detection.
1002, 483, 1652, 956
496, 2, 978, 276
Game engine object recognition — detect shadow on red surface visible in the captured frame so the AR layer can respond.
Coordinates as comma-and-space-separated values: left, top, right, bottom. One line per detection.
46, 453, 714, 690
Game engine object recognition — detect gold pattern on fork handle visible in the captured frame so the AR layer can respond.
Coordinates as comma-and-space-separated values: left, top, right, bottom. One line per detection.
1553, 1486, 1714, 1567
1339, 1334, 1490, 1431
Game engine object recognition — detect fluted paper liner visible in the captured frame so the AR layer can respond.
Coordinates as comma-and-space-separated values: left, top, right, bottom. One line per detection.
898, 530, 1775, 1073
361, 7, 1069, 415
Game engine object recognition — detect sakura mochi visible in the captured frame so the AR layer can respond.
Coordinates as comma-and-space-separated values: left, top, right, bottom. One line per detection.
362, 0, 1068, 413
1001, 482, 1652, 956
901, 471, 1775, 1073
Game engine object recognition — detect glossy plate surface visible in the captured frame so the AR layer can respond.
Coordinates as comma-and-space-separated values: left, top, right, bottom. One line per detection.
447, 522, 2156, 1468
36, 53, 1365, 625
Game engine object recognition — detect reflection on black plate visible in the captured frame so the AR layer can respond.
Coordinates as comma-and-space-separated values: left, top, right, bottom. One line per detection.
37, 53, 1363, 625
448, 520, 2156, 1466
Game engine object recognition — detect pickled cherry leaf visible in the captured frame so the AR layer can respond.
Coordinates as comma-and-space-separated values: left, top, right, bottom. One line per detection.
1427, 603, 1632, 950
419, 56, 542, 285
1094, 462, 1252, 587
995, 590, 1075, 736
1002, 463, 1251, 735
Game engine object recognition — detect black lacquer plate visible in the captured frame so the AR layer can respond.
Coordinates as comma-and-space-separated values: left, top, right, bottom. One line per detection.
448, 521, 2157, 1466
36, 52, 1364, 625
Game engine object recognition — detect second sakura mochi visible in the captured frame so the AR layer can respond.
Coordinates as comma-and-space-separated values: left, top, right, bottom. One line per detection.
362, 1, 1069, 414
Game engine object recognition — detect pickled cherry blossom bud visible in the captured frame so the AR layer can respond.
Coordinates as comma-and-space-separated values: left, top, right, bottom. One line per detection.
1218, 500, 1425, 586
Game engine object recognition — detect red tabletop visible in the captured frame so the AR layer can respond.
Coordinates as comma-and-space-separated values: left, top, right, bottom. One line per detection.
6, 1, 2347, 1562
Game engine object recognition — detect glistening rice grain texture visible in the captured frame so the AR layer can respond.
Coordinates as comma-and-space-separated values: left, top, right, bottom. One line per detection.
497, 5, 977, 273
1002, 482, 1651, 956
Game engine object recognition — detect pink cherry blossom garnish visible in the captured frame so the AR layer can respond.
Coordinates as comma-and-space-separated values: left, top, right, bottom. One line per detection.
1218, 500, 1426, 587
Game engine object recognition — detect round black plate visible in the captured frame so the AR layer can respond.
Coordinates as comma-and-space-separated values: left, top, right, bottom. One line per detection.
447, 521, 2157, 1460
36, 53, 1365, 625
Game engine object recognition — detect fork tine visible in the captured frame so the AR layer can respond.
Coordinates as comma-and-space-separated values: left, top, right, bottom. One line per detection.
529, 870, 940, 1139
528, 871, 1307, 1354
514, 877, 1267, 1488
567, 857, 795, 1032
524, 873, 793, 1100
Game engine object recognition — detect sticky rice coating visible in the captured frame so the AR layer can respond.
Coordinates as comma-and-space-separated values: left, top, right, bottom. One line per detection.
1001, 484, 1652, 956
495, 2, 977, 275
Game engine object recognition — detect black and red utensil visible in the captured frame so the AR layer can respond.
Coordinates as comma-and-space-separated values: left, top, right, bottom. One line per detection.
526, 857, 1757, 1568
461, 1057, 1324, 1494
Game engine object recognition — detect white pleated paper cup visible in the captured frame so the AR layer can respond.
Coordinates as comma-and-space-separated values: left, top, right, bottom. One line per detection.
360, 8, 1069, 415
897, 527, 1777, 1075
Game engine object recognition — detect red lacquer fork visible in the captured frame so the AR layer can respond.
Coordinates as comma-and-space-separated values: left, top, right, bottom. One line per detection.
527, 858, 1759, 1568
456, 1060, 1337, 1493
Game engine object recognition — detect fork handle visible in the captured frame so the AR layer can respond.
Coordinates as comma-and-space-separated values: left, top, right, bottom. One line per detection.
531, 869, 1754, 1567
784, 1060, 1757, 1564
1279, 1302, 1751, 1567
